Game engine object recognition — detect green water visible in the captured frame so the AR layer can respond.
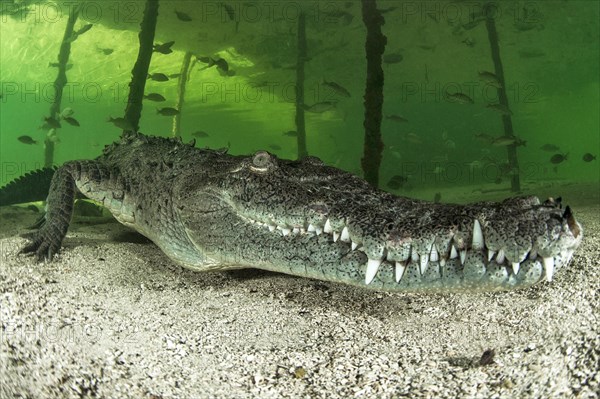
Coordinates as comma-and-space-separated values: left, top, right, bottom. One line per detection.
1, 0, 598, 201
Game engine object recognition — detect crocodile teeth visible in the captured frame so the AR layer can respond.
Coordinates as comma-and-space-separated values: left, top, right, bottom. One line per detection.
365, 258, 382, 284
472, 220, 484, 250
496, 249, 505, 264
323, 219, 333, 233
411, 247, 419, 262
488, 249, 496, 262
512, 262, 520, 275
351, 241, 359, 250
543, 257, 555, 282
440, 258, 446, 267
420, 255, 429, 275
450, 245, 458, 259
430, 245, 439, 262
307, 224, 316, 233
460, 249, 466, 265
333, 231, 340, 242
281, 228, 291, 236
292, 227, 300, 235
340, 226, 350, 242
395, 262, 406, 283
268, 224, 276, 232
315, 226, 323, 235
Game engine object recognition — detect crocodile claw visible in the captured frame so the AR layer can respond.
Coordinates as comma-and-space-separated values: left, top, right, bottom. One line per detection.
19, 229, 62, 262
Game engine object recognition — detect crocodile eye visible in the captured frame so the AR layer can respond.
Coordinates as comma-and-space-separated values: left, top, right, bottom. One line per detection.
250, 151, 272, 172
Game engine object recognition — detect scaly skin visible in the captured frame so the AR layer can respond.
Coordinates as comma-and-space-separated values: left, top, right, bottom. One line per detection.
16, 132, 583, 292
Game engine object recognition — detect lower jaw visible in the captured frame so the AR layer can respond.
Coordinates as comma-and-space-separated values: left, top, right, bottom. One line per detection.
259, 248, 576, 293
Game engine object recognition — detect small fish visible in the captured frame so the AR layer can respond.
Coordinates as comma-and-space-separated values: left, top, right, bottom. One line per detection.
283, 130, 297, 137
550, 153, 568, 164
323, 80, 350, 98
387, 175, 408, 190
583, 153, 596, 162
214, 58, 229, 72
143, 93, 166, 102
148, 73, 169, 82
175, 10, 192, 21
18, 135, 37, 145
76, 24, 93, 36
97, 47, 114, 55
269, 144, 282, 151
486, 103, 513, 115
43, 116, 61, 129
433, 192, 442, 203
196, 56, 214, 65
405, 133, 422, 145
107, 116, 133, 130
539, 144, 560, 152
153, 41, 175, 54
303, 101, 337, 113
62, 116, 80, 127
518, 49, 545, 58
474, 133, 494, 143
446, 92, 474, 104
383, 52, 403, 64
191, 130, 209, 138
491, 135, 526, 147
478, 71, 502, 88
417, 44, 436, 51
60, 107, 74, 118
514, 20, 543, 32
157, 107, 180, 116
198, 56, 230, 73
386, 114, 408, 123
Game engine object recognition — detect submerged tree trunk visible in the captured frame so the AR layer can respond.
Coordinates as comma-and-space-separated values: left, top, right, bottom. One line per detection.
44, 5, 80, 167
123, 0, 159, 135
360, 0, 386, 187
484, 4, 520, 192
295, 12, 307, 159
172, 51, 193, 138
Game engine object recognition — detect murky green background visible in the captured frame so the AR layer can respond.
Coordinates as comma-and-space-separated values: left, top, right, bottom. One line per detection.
1, 0, 598, 199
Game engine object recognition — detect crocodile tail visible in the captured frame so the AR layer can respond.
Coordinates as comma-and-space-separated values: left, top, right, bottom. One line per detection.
0, 167, 56, 206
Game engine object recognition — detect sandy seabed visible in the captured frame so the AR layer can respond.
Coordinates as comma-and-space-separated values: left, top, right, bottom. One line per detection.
0, 185, 598, 399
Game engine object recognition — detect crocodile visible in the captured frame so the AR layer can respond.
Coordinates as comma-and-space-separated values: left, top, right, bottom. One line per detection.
0, 132, 583, 292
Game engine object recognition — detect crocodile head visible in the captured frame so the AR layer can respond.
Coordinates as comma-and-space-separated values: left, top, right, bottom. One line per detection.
175, 150, 583, 292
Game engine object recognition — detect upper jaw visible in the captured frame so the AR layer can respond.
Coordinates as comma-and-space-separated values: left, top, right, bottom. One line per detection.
233, 195, 582, 289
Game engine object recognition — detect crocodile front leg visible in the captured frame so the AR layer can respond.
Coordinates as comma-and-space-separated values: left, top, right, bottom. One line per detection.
19, 161, 117, 261
20, 165, 77, 260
